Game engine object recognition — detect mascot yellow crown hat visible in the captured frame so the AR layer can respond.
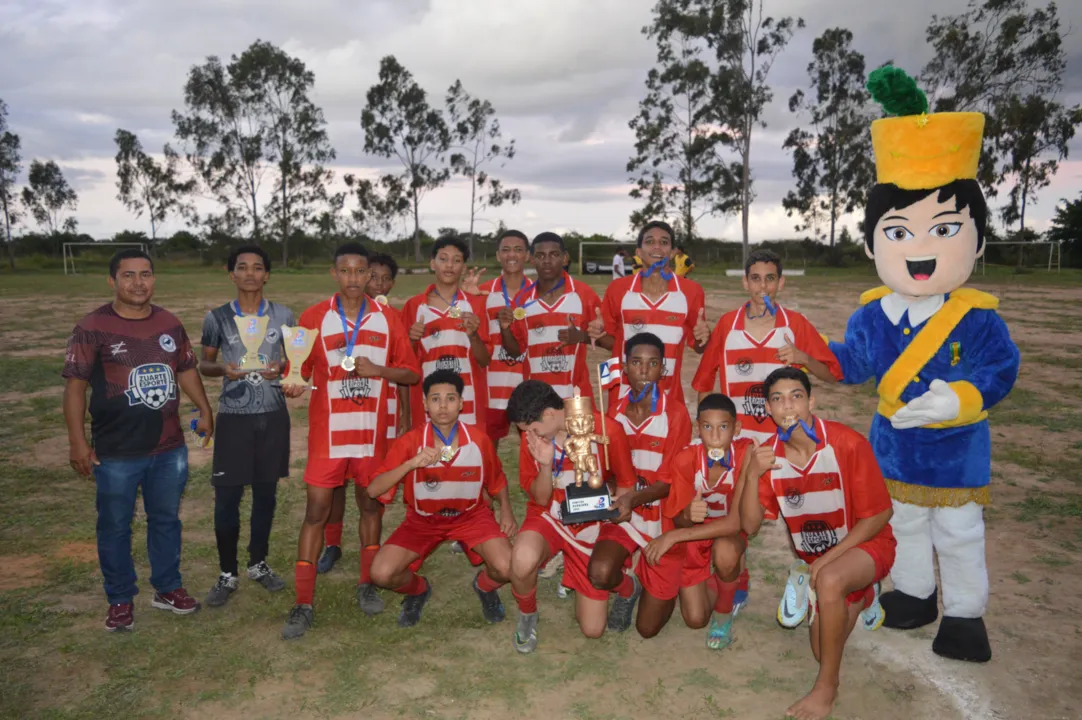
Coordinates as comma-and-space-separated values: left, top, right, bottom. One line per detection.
564, 388, 594, 417
867, 66, 984, 191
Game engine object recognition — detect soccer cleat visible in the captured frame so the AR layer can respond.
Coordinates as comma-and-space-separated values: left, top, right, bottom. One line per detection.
861, 582, 886, 631
706, 612, 735, 650
355, 583, 386, 616
281, 604, 314, 640
472, 573, 506, 623
152, 588, 200, 615
247, 562, 287, 593
205, 573, 239, 607
316, 545, 341, 574
105, 603, 134, 632
513, 612, 539, 654
733, 576, 751, 617
777, 560, 810, 628
397, 579, 432, 628
606, 575, 642, 633
538, 551, 564, 578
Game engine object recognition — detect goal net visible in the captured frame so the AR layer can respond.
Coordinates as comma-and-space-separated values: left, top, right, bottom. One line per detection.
64, 242, 149, 275
578, 241, 636, 276
976, 241, 1061, 274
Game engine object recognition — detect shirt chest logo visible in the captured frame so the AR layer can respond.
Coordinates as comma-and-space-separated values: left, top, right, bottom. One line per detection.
158, 334, 176, 353
125, 363, 177, 410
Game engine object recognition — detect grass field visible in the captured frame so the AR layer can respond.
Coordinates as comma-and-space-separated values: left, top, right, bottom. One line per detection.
1, 265, 1080, 720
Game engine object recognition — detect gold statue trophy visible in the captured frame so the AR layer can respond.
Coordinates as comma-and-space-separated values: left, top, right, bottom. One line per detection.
280, 325, 319, 388
233, 315, 270, 370
559, 387, 618, 524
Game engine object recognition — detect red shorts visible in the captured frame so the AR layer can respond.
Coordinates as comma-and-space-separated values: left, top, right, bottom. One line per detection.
303, 458, 375, 489
486, 410, 511, 442
681, 531, 749, 588
842, 532, 897, 608
386, 506, 506, 572
635, 547, 685, 601
596, 523, 638, 562
519, 514, 608, 601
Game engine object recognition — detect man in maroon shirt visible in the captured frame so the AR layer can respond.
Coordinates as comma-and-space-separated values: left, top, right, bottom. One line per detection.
63, 249, 214, 632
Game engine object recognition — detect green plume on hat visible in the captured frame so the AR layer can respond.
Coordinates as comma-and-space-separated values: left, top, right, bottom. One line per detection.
866, 66, 929, 117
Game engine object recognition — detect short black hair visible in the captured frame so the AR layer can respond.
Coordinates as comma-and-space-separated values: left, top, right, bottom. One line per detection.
431, 235, 470, 261
228, 244, 271, 273
369, 253, 398, 279
423, 369, 465, 396
531, 231, 566, 253
109, 248, 154, 278
636, 221, 675, 247
763, 367, 812, 397
497, 230, 529, 249
864, 180, 987, 253
624, 332, 665, 361
697, 393, 737, 420
745, 249, 782, 276
334, 242, 369, 263
506, 380, 564, 425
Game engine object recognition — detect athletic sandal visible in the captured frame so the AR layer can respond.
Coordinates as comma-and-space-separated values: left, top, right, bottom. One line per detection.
205, 573, 239, 607
105, 603, 134, 632
606, 575, 642, 632
356, 583, 386, 616
777, 560, 810, 628
706, 612, 735, 650
152, 588, 200, 615
281, 604, 314, 640
247, 562, 286, 592
397, 579, 432, 628
316, 545, 341, 574
861, 582, 886, 631
513, 612, 539, 654
472, 573, 506, 623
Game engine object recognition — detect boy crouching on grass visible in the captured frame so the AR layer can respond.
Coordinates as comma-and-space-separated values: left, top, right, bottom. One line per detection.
366, 369, 518, 627
740, 367, 896, 720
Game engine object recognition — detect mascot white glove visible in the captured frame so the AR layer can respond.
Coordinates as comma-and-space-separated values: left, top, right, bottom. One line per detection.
890, 379, 961, 429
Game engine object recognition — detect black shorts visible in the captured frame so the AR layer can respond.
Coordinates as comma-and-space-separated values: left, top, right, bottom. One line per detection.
211, 409, 290, 487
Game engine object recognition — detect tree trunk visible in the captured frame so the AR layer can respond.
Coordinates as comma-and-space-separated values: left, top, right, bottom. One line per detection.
281, 174, 290, 268
1017, 155, 1031, 269
741, 145, 751, 264
2, 206, 13, 271
829, 182, 838, 247
468, 169, 477, 256
412, 190, 422, 263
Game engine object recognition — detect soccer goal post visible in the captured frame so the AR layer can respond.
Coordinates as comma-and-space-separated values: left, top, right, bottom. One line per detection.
63, 242, 149, 275
578, 241, 636, 276
976, 241, 1061, 275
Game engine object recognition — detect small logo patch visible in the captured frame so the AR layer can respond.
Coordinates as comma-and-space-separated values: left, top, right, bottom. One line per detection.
158, 334, 176, 353
735, 357, 754, 376
784, 488, 804, 509
950, 341, 961, 366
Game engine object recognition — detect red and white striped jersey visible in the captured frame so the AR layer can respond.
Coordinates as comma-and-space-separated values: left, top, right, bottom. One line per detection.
601, 273, 705, 406
664, 438, 755, 522
379, 300, 405, 441
759, 418, 894, 564
298, 295, 420, 460
519, 273, 601, 400
608, 391, 693, 546
375, 422, 506, 517
691, 304, 841, 444
402, 287, 491, 429
481, 276, 528, 412
519, 412, 636, 549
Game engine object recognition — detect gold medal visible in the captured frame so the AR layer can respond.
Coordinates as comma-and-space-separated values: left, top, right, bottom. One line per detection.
783, 415, 798, 429
448, 304, 462, 319
440, 445, 454, 463
513, 307, 527, 321
707, 447, 725, 461
375, 294, 388, 306
341, 355, 356, 372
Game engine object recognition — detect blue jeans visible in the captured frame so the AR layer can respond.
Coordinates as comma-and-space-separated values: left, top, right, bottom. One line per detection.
94, 446, 189, 604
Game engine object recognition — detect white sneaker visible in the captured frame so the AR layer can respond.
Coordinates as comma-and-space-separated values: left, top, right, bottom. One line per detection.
556, 584, 572, 599
861, 582, 886, 631
777, 560, 811, 628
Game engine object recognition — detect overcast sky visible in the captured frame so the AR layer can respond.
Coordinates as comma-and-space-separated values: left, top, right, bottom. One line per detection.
2, 0, 1080, 243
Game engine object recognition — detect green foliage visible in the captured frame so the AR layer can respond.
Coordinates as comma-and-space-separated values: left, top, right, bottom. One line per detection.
114, 129, 195, 240
20, 159, 78, 241
0, 98, 21, 270
866, 66, 928, 117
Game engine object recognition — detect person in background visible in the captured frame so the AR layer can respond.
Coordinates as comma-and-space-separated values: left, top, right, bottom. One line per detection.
612, 249, 627, 279
673, 245, 695, 277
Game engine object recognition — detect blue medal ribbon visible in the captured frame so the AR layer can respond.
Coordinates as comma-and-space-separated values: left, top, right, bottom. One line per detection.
641, 259, 674, 281
706, 447, 731, 470
231, 299, 267, 317
517, 277, 565, 310
627, 382, 659, 414
746, 295, 777, 319
501, 276, 528, 308
336, 295, 366, 361
552, 438, 568, 475
433, 422, 460, 451
434, 288, 461, 313
777, 417, 821, 444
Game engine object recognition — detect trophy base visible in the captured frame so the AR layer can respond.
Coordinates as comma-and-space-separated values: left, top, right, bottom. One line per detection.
560, 483, 618, 525
281, 371, 307, 388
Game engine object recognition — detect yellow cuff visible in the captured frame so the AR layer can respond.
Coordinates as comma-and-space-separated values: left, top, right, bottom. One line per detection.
942, 380, 985, 427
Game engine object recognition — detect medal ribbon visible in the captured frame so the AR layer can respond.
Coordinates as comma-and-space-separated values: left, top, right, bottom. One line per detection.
433, 288, 461, 313
746, 295, 777, 319
432, 422, 460, 455
552, 438, 568, 475
776, 417, 821, 444
232, 299, 267, 317
641, 259, 674, 281
336, 295, 366, 363
516, 277, 565, 309
501, 276, 528, 308
628, 382, 659, 414
705, 446, 732, 470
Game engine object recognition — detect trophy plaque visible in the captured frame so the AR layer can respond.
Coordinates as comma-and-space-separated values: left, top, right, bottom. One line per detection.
281, 325, 319, 387
233, 315, 270, 370
559, 390, 617, 524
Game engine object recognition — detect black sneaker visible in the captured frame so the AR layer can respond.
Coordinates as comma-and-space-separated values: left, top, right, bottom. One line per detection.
472, 572, 506, 623
281, 604, 314, 640
356, 583, 385, 616
606, 574, 642, 633
247, 561, 286, 592
205, 573, 239, 607
317, 545, 342, 574
397, 579, 432, 628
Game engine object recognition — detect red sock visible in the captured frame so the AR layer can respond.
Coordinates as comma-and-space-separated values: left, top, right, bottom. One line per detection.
512, 587, 538, 614
614, 572, 636, 598
393, 572, 428, 596
360, 545, 379, 585
713, 576, 739, 614
737, 567, 749, 592
324, 522, 343, 548
476, 569, 503, 593
295, 561, 316, 605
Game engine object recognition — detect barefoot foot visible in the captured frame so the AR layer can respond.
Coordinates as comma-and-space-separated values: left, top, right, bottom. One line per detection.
786, 683, 837, 720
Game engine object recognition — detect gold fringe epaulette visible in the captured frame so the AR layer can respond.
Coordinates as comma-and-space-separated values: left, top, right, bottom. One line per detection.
885, 479, 989, 508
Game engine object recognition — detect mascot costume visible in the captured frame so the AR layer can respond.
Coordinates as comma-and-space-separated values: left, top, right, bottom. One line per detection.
827, 67, 1021, 663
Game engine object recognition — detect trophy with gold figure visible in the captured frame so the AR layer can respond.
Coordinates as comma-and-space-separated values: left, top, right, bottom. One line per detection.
233, 314, 270, 370
280, 325, 319, 388
559, 388, 617, 524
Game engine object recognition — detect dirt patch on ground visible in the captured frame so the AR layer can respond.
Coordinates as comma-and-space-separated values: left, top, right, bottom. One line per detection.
55, 541, 98, 563
28, 434, 73, 470
0, 386, 64, 403
0, 555, 46, 591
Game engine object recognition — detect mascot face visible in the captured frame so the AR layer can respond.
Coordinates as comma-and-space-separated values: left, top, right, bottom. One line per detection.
867, 190, 983, 299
